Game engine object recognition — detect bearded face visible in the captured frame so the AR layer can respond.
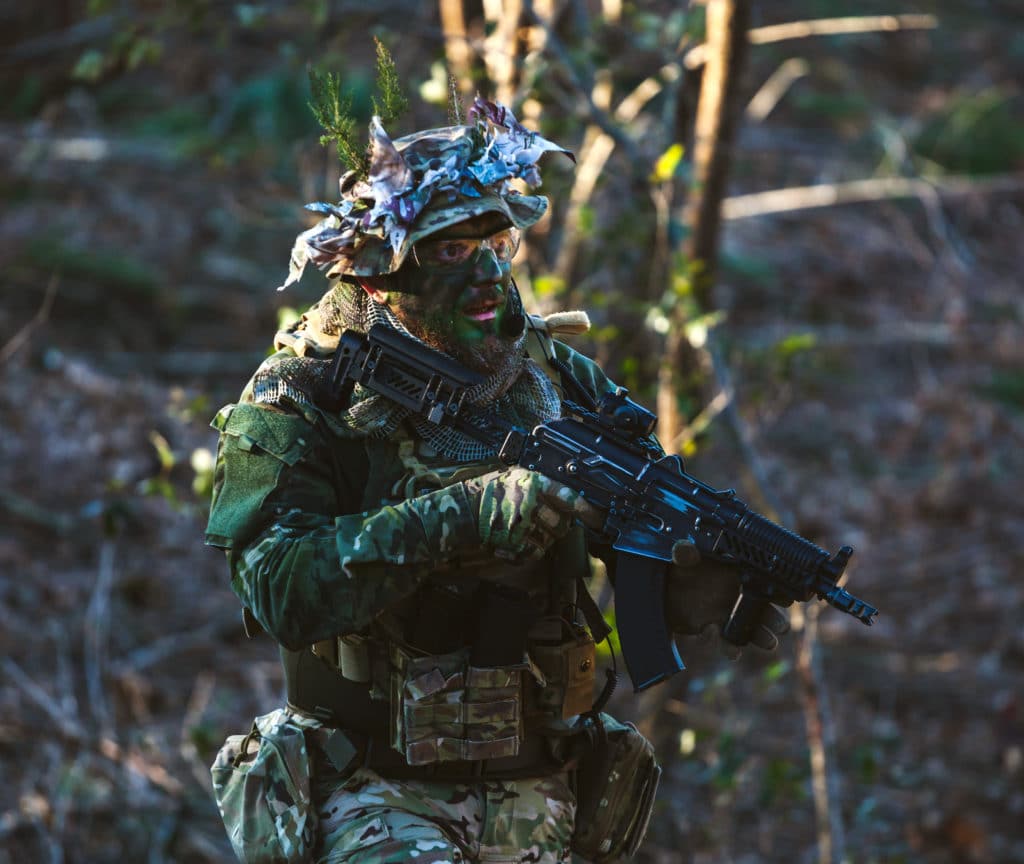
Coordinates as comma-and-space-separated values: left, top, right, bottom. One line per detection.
361, 214, 525, 376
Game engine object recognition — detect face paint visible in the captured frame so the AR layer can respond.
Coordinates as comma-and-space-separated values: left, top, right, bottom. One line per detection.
381, 221, 523, 374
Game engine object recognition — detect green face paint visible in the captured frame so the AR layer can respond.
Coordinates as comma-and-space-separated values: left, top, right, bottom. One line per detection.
381, 220, 522, 374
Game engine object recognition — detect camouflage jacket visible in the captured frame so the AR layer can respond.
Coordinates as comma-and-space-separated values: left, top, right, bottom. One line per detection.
205, 332, 619, 656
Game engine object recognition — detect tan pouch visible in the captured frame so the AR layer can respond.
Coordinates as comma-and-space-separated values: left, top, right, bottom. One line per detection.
529, 630, 597, 721
571, 713, 661, 863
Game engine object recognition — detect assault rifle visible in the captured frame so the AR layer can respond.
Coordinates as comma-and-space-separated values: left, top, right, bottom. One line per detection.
326, 324, 878, 691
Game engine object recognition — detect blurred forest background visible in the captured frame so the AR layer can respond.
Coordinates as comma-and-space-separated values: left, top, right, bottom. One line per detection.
1, 1, 1023, 862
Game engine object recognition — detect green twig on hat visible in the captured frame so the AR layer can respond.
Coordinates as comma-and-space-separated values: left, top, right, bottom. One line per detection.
308, 38, 408, 180
371, 37, 408, 131
307, 67, 367, 176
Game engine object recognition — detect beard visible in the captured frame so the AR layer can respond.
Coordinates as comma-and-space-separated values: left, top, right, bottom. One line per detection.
381, 265, 528, 378
403, 313, 525, 378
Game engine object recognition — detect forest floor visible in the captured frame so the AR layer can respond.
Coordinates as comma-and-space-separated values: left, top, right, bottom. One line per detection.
2, 5, 1024, 863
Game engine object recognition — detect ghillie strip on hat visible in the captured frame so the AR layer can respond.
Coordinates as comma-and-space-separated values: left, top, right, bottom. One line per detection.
279, 96, 575, 290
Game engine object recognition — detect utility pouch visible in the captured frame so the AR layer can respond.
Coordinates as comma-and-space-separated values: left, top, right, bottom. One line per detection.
210, 709, 317, 864
571, 714, 661, 863
389, 642, 525, 765
528, 628, 597, 721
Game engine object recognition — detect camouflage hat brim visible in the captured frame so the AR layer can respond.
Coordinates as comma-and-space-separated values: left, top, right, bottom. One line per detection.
286, 97, 572, 287
341, 191, 547, 279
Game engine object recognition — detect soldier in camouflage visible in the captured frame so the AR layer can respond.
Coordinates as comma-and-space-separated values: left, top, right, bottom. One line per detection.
206, 97, 788, 864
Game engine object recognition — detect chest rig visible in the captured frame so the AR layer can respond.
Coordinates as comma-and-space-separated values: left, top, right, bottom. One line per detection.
285, 312, 605, 775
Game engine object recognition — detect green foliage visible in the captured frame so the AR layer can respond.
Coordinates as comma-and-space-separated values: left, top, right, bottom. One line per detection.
188, 721, 223, 763
532, 274, 567, 299
125, 70, 317, 167
759, 331, 819, 381
23, 239, 158, 295
371, 37, 409, 130
578, 204, 595, 234
447, 73, 464, 125
720, 250, 777, 284
853, 742, 884, 784
913, 87, 1024, 175
234, 3, 270, 28
308, 67, 365, 174
140, 431, 180, 507
791, 87, 871, 128
72, 49, 107, 83
302, 0, 330, 30
761, 659, 791, 685
72, 33, 163, 83
277, 305, 302, 331
759, 757, 808, 806
776, 332, 818, 359
710, 732, 744, 791
6, 75, 44, 119
308, 38, 408, 178
619, 356, 640, 392
980, 370, 1024, 412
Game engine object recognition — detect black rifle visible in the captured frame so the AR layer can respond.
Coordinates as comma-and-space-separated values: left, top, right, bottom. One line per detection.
326, 324, 878, 691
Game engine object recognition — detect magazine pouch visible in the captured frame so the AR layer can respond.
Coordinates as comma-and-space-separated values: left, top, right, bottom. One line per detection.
211, 709, 316, 864
389, 642, 525, 765
571, 713, 661, 863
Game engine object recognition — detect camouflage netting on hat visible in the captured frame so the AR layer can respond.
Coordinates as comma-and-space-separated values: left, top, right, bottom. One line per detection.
279, 98, 574, 288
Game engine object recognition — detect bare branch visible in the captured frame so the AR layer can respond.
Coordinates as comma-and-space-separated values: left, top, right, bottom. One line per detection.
439, 0, 474, 88
685, 14, 939, 69
2, 658, 86, 742
85, 541, 117, 736
745, 57, 810, 122
0, 274, 58, 366
722, 173, 1024, 221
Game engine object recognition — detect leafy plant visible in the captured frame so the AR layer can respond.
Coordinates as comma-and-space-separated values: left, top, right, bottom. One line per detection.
914, 87, 1024, 175
309, 37, 408, 178
980, 370, 1024, 412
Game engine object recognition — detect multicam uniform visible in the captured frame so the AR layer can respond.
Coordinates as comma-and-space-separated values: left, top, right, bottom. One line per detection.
205, 96, 776, 864
206, 280, 627, 864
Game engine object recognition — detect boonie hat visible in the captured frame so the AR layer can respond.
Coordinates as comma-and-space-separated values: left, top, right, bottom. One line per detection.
280, 97, 573, 288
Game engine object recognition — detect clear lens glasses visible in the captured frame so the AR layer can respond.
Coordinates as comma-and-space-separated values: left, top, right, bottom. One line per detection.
413, 228, 521, 269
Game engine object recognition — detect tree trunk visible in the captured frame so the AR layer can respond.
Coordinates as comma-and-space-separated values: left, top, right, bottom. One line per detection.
439, 0, 474, 91
481, 0, 525, 105
657, 0, 750, 453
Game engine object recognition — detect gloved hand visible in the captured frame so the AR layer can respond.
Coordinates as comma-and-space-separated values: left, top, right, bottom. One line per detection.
463, 467, 599, 563
666, 539, 790, 656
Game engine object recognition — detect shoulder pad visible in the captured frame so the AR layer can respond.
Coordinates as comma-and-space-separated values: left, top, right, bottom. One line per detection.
212, 402, 313, 466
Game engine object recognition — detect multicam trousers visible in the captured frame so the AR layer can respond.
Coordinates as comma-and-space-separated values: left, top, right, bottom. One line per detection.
312, 767, 576, 864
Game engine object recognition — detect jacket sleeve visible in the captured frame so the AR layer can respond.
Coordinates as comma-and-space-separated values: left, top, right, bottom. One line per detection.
205, 402, 480, 650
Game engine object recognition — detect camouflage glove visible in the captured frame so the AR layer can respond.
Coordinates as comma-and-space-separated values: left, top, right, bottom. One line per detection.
666, 539, 790, 656
463, 467, 597, 563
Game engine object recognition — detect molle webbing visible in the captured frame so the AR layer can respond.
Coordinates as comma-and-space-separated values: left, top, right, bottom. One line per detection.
283, 644, 568, 781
